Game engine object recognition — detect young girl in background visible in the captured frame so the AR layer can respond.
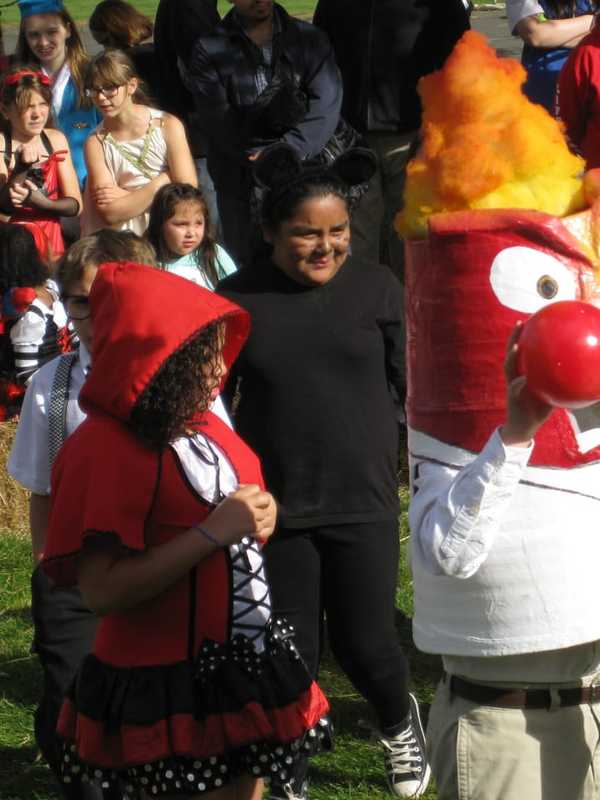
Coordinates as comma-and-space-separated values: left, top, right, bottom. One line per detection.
147, 183, 236, 289
0, 68, 82, 260
16, 0, 100, 188
82, 49, 197, 236
89, 0, 159, 99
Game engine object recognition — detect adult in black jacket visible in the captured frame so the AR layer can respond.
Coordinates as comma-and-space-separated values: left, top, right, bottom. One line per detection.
153, 0, 220, 224
313, 0, 470, 274
184, 0, 343, 267
218, 145, 430, 800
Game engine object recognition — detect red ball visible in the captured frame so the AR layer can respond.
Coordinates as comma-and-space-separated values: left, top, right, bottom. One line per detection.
518, 300, 600, 408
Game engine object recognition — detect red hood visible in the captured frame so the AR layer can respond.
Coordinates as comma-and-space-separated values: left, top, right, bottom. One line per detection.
80, 262, 249, 421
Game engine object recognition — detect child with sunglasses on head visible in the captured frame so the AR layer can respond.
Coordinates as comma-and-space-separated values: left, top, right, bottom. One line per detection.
147, 183, 237, 289
81, 48, 197, 237
0, 68, 82, 261
8, 229, 157, 800
15, 0, 101, 189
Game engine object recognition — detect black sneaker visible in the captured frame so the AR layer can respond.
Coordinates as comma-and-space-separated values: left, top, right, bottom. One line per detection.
376, 693, 431, 798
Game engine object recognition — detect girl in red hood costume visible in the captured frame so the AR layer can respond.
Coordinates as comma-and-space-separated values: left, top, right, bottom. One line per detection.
41, 262, 330, 799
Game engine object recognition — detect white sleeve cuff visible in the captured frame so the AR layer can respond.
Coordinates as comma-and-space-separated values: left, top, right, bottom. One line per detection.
506, 0, 544, 33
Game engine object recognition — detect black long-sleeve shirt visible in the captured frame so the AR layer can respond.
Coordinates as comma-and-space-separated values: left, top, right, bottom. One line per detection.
218, 257, 405, 528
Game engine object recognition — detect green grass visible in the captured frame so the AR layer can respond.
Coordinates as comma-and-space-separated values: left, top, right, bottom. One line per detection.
0, 0, 317, 27
0, 488, 441, 799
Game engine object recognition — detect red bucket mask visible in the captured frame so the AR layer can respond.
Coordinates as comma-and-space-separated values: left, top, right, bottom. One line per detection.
405, 207, 600, 468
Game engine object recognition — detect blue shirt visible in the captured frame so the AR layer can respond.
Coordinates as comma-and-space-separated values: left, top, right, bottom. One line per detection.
161, 244, 237, 290
522, 0, 596, 112
56, 78, 101, 188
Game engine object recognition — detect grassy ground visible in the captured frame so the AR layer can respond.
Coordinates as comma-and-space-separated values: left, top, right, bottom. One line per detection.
0, 486, 441, 799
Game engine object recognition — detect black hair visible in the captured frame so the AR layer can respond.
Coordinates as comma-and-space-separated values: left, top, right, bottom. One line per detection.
0, 222, 49, 294
147, 183, 221, 288
261, 173, 349, 232
129, 322, 222, 449
255, 143, 376, 232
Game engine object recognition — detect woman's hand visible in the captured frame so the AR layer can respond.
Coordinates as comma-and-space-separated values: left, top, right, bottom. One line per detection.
8, 180, 31, 207
93, 184, 129, 207
16, 143, 42, 166
500, 322, 554, 448
202, 484, 278, 546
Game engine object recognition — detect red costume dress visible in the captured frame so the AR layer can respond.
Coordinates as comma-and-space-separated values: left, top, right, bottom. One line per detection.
3, 127, 65, 260
42, 262, 330, 797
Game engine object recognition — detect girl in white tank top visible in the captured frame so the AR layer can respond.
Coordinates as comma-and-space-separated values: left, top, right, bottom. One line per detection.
81, 48, 197, 236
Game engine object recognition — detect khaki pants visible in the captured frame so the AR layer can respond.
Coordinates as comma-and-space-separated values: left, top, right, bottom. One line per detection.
428, 674, 600, 800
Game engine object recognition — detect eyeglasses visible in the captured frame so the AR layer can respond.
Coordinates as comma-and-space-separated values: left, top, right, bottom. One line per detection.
62, 295, 90, 321
84, 84, 122, 99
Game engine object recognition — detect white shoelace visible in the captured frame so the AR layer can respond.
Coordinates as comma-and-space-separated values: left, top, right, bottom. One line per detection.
378, 726, 423, 776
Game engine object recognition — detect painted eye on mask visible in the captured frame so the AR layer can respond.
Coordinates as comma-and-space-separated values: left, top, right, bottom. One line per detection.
489, 246, 578, 313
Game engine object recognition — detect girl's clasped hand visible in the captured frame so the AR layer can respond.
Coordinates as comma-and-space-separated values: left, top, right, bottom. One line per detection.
202, 483, 277, 547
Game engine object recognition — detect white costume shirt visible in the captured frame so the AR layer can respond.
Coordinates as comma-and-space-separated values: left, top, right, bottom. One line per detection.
8, 344, 90, 495
409, 426, 600, 657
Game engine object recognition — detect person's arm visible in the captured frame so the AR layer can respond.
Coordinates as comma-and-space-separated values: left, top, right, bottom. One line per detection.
515, 13, 595, 48
84, 133, 170, 226
280, 28, 343, 159
557, 41, 594, 149
47, 129, 82, 217
184, 38, 242, 160
77, 484, 277, 616
379, 273, 406, 407
30, 493, 51, 563
163, 113, 198, 185
409, 324, 553, 579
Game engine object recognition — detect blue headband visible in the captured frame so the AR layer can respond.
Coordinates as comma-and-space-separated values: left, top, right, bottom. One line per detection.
18, 0, 65, 19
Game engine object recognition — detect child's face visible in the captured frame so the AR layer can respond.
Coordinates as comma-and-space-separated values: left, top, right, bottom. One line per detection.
23, 13, 70, 68
5, 90, 49, 138
62, 265, 98, 352
163, 201, 205, 258
88, 78, 136, 117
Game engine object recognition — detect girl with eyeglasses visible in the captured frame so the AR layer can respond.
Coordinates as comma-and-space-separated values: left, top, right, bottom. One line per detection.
81, 49, 197, 237
0, 67, 82, 261
15, 0, 100, 189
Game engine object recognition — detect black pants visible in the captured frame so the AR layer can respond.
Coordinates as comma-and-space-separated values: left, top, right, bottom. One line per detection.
263, 518, 410, 730
31, 566, 116, 800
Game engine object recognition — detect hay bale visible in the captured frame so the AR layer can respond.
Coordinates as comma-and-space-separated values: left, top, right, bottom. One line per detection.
0, 421, 29, 535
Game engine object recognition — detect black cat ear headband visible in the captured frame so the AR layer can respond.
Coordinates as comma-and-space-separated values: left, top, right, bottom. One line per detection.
254, 142, 377, 201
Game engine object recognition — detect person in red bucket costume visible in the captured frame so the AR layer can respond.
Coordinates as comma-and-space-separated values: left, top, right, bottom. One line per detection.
41, 262, 331, 800
407, 207, 600, 800
402, 28, 600, 800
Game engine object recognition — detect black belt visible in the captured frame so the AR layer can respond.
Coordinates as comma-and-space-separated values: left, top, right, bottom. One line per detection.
448, 674, 600, 709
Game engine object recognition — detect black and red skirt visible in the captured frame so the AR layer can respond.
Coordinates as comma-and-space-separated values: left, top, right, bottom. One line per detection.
58, 619, 332, 797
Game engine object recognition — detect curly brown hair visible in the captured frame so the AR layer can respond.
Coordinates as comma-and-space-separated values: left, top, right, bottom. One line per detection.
129, 322, 222, 449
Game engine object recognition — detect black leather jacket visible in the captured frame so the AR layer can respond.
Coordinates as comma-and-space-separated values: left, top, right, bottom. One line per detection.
313, 0, 470, 134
